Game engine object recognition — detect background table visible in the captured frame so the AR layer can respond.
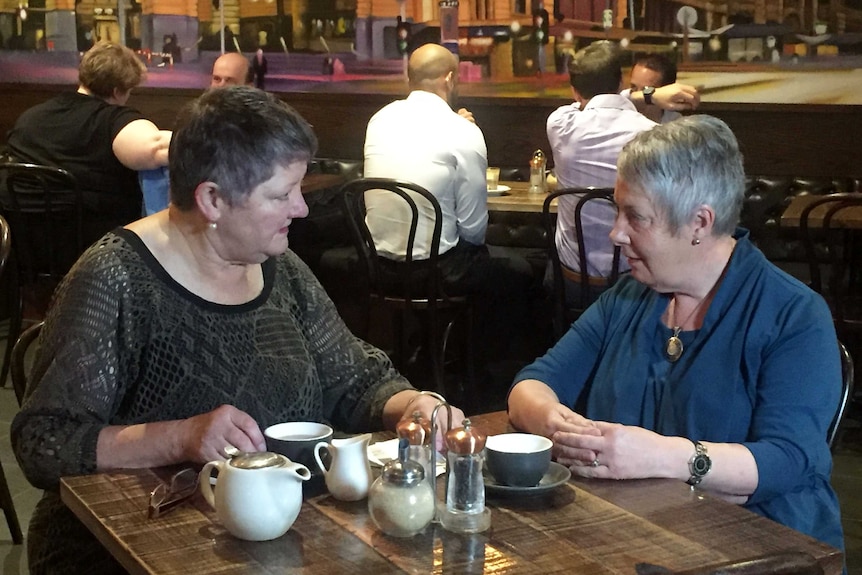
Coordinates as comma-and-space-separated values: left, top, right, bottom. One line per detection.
781, 194, 862, 229
487, 182, 556, 214
60, 411, 841, 575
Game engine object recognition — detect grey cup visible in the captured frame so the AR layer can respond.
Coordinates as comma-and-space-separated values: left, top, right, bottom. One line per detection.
264, 422, 334, 473
485, 433, 553, 487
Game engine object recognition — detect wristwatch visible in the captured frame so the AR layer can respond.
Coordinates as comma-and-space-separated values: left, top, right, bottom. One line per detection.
686, 440, 711, 487
642, 85, 655, 105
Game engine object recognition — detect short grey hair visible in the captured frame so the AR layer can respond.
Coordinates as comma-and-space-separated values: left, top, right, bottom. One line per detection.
617, 115, 744, 237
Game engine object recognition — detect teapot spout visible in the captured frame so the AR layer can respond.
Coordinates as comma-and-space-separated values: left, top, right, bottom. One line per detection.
284, 461, 312, 482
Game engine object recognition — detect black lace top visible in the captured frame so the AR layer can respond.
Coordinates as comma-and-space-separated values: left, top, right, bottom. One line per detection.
11, 229, 411, 574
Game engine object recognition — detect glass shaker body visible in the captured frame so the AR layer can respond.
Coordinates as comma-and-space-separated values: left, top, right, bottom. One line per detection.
397, 411, 434, 494
444, 450, 485, 515
368, 473, 436, 537
439, 418, 491, 533
529, 149, 546, 194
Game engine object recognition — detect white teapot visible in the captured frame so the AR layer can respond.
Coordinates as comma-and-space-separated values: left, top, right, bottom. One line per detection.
199, 451, 310, 541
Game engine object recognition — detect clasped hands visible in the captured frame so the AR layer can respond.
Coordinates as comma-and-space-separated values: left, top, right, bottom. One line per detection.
544, 406, 666, 480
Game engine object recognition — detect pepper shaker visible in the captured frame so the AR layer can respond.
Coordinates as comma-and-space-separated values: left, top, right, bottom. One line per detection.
439, 418, 491, 533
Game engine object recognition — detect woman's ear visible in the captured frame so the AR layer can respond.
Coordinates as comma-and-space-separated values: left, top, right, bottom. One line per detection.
194, 181, 224, 224
691, 203, 716, 242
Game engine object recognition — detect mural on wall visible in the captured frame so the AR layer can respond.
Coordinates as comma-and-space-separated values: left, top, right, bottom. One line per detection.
0, 0, 859, 103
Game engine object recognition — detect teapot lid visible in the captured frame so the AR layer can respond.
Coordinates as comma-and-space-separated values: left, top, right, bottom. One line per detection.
229, 451, 286, 470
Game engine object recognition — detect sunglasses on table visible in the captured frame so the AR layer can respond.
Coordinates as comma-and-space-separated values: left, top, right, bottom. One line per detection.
147, 467, 198, 519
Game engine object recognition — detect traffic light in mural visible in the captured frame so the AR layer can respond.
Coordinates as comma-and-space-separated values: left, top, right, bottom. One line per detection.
396, 16, 411, 55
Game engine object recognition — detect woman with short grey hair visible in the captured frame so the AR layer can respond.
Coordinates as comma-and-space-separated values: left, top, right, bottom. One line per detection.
509, 115, 844, 553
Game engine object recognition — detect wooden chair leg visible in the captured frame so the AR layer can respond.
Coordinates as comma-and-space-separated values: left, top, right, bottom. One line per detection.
0, 458, 23, 544
0, 277, 22, 388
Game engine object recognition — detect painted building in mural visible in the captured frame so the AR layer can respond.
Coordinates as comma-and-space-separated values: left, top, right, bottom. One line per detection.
0, 0, 858, 59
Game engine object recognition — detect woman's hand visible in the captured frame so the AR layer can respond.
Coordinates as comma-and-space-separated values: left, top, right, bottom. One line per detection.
556, 421, 672, 479
383, 390, 466, 450
179, 405, 266, 463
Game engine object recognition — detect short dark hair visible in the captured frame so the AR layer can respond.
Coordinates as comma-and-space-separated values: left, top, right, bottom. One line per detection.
633, 52, 677, 85
169, 87, 318, 210
568, 41, 622, 98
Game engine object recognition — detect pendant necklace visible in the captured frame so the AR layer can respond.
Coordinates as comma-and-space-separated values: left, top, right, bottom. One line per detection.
665, 296, 704, 363
664, 239, 737, 363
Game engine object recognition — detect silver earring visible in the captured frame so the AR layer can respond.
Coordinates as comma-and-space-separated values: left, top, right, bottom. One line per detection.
691, 238, 700, 246
209, 222, 217, 230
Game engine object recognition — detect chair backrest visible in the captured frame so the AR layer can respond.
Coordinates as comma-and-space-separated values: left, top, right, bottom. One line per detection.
341, 178, 445, 306
543, 187, 621, 338
11, 321, 43, 407
800, 193, 862, 337
829, 340, 855, 450
0, 214, 11, 280
0, 162, 84, 285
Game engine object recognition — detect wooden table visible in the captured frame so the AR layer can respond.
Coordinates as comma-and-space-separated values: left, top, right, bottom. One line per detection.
300, 173, 345, 195
60, 411, 841, 575
781, 194, 862, 229
487, 181, 556, 214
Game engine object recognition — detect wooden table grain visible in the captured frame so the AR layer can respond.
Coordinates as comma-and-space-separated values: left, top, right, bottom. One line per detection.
60, 411, 842, 575
487, 182, 556, 214
781, 194, 862, 229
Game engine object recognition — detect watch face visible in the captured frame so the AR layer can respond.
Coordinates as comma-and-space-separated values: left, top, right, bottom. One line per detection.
691, 454, 711, 476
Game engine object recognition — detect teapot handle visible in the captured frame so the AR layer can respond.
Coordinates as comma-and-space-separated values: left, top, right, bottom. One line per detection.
313, 442, 332, 475
199, 460, 225, 510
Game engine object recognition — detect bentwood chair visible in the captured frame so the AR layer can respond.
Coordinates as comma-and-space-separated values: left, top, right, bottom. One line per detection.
829, 340, 855, 451
11, 320, 43, 407
543, 188, 622, 341
341, 178, 473, 401
0, 214, 23, 544
801, 194, 862, 339
0, 162, 83, 389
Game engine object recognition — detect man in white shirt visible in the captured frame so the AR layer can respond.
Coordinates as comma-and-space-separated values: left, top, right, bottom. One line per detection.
548, 41, 657, 282
363, 43, 535, 370
364, 43, 487, 261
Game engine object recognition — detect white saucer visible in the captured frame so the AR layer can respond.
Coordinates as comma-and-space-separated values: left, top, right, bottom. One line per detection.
487, 185, 511, 196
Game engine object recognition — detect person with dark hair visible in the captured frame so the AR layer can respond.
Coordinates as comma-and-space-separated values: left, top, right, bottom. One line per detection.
12, 86, 463, 575
621, 52, 682, 124
546, 41, 656, 303
5, 41, 171, 245
510, 114, 844, 555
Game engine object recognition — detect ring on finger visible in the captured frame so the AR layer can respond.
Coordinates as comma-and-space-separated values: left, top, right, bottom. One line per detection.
591, 458, 599, 467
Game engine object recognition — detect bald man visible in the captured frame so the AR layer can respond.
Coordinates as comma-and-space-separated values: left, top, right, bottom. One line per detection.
211, 52, 252, 87
364, 43, 486, 259
363, 43, 535, 375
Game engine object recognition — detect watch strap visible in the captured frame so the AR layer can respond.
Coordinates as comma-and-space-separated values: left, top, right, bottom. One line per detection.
643, 86, 655, 105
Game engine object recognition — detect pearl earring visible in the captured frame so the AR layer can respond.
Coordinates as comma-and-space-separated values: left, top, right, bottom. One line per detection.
209, 222, 217, 230
691, 238, 700, 246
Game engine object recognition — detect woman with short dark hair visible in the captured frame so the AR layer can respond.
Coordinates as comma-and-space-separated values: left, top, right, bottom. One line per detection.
13, 86, 462, 575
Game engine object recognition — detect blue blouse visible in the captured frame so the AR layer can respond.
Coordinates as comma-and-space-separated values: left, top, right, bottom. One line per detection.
515, 229, 844, 551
